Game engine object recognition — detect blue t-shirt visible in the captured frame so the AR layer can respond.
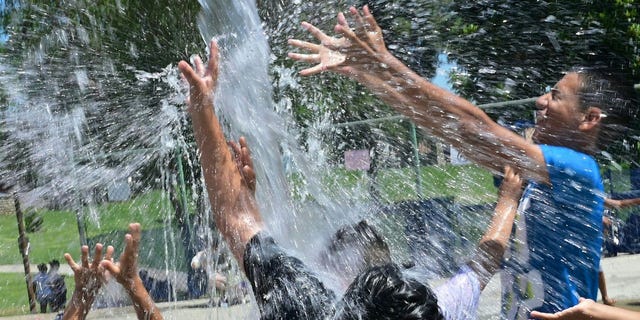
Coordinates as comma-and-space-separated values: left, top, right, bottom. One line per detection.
501, 145, 604, 318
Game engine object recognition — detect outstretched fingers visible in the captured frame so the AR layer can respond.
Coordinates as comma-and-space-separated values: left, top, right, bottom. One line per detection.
81, 245, 90, 268
206, 40, 220, 81
64, 252, 81, 273
287, 52, 321, 64
178, 61, 198, 87
529, 311, 559, 319
125, 223, 142, 260
301, 21, 332, 44
193, 55, 205, 78
337, 12, 350, 30
91, 243, 104, 269
348, 6, 369, 40
287, 39, 322, 65
362, 5, 381, 35
104, 245, 115, 262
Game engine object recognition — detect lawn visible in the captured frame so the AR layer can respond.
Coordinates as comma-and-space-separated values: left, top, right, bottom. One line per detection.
0, 190, 184, 317
320, 163, 498, 205
0, 164, 498, 316
0, 191, 172, 267
0, 272, 75, 317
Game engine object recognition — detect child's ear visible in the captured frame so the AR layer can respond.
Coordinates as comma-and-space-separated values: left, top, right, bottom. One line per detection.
579, 107, 603, 131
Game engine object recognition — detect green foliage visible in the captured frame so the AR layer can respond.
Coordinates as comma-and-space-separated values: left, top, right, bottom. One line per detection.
24, 209, 42, 233
462, 23, 479, 35
587, 0, 640, 76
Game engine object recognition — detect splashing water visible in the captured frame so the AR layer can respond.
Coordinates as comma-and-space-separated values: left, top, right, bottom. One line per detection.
1, 0, 638, 318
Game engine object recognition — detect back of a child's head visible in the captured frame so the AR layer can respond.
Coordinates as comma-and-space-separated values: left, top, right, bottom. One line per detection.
335, 263, 444, 320
49, 259, 60, 269
321, 220, 392, 275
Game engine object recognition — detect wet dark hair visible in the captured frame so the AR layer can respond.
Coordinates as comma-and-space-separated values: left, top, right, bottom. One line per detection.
320, 220, 392, 273
49, 259, 60, 268
37, 263, 47, 273
336, 263, 444, 320
571, 67, 639, 149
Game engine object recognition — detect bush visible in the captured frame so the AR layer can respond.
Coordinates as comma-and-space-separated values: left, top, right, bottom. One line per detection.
24, 209, 43, 233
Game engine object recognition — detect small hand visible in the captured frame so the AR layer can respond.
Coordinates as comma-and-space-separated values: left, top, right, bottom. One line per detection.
499, 166, 523, 200
64, 243, 113, 310
602, 296, 616, 306
530, 298, 594, 319
101, 223, 142, 291
178, 40, 220, 113
228, 136, 256, 196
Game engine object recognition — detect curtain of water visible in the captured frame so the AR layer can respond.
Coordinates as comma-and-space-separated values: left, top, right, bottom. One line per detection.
195, 0, 366, 263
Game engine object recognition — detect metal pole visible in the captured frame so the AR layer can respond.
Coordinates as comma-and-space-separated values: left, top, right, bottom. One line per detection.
477, 97, 538, 109
14, 192, 37, 313
76, 210, 87, 246
176, 146, 190, 222
409, 122, 422, 197
327, 97, 537, 129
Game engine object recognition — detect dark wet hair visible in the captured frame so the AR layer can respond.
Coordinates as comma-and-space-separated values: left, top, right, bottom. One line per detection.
321, 220, 391, 271
37, 263, 47, 273
571, 67, 639, 149
335, 263, 444, 320
49, 259, 60, 268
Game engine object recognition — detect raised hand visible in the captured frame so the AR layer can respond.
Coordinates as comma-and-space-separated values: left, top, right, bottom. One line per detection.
288, 5, 392, 77
101, 223, 142, 290
100, 223, 163, 320
178, 40, 219, 112
62, 244, 114, 320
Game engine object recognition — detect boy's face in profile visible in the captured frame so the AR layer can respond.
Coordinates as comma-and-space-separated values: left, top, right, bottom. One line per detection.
533, 72, 586, 145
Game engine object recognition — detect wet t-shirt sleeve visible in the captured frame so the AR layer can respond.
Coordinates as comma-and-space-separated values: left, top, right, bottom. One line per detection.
434, 265, 481, 320
243, 232, 335, 319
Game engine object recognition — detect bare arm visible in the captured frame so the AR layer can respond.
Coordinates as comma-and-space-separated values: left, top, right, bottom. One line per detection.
531, 298, 640, 320
470, 166, 523, 289
178, 41, 263, 266
605, 197, 640, 209
289, 6, 547, 182
101, 223, 163, 320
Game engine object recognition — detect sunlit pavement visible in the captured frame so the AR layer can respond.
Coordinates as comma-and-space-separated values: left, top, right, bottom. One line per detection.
477, 253, 640, 319
2, 253, 639, 319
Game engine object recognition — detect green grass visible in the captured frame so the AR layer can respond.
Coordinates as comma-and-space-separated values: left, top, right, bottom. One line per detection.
0, 209, 81, 266
0, 164, 497, 316
0, 191, 172, 267
0, 272, 75, 317
0, 190, 185, 317
319, 163, 497, 204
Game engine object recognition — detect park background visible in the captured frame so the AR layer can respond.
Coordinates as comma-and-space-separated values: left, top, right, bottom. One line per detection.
1, 0, 640, 318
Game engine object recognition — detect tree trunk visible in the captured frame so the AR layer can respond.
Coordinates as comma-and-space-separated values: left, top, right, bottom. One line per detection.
14, 192, 37, 313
